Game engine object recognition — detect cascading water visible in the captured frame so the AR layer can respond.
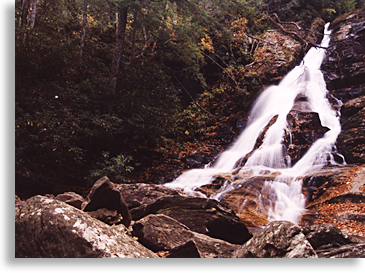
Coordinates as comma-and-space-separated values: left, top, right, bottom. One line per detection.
165, 23, 345, 224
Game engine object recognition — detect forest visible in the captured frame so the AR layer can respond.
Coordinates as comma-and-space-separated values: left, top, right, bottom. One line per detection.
15, 0, 364, 196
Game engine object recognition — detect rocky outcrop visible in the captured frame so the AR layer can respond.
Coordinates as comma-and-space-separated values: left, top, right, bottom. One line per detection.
15, 195, 158, 258
337, 107, 365, 164
321, 8, 365, 164
284, 110, 330, 165
233, 221, 318, 258
323, 9, 365, 96
244, 29, 302, 84
301, 164, 365, 237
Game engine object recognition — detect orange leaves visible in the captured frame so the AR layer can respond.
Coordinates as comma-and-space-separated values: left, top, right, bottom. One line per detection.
314, 202, 365, 236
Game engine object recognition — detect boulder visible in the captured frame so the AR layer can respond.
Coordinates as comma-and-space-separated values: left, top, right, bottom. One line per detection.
165, 241, 201, 258
130, 195, 252, 245
233, 221, 318, 258
115, 183, 182, 211
82, 177, 132, 227
15, 195, 24, 216
15, 195, 158, 258
55, 192, 84, 210
132, 214, 239, 258
302, 223, 365, 258
302, 223, 357, 250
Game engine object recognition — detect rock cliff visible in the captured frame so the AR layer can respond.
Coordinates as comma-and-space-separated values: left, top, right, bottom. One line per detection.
323, 8, 365, 164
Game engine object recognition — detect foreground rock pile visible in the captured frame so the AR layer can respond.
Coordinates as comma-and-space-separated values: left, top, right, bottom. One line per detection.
15, 176, 365, 258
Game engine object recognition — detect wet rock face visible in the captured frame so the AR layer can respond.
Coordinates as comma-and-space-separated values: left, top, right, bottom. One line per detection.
321, 9, 365, 164
322, 9, 365, 97
338, 107, 365, 164
284, 110, 330, 165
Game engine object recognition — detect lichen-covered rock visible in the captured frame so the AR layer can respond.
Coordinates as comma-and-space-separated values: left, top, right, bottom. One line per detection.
15, 195, 158, 258
233, 221, 318, 258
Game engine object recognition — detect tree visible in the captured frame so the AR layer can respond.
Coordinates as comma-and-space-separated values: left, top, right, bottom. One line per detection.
108, 2, 129, 107
79, 0, 88, 67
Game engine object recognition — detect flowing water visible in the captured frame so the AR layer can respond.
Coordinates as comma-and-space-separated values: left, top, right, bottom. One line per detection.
165, 23, 345, 224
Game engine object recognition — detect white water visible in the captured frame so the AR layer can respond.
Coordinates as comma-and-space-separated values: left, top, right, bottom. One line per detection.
165, 23, 345, 224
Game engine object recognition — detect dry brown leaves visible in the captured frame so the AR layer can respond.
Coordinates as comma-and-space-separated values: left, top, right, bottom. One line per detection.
312, 165, 365, 236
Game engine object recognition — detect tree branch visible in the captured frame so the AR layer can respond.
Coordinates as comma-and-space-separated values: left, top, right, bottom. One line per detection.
265, 14, 307, 48
201, 51, 245, 93
173, 75, 215, 118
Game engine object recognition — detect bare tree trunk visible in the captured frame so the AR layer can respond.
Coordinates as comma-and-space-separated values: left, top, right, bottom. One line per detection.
79, 0, 88, 67
29, 0, 38, 28
130, 10, 139, 64
108, 6, 129, 108
20, 0, 31, 27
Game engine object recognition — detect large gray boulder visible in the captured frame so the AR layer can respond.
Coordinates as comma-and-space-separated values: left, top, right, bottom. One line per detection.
233, 221, 318, 258
132, 214, 240, 258
15, 195, 158, 258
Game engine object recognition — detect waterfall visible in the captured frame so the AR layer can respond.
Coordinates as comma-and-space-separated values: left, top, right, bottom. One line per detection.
165, 23, 345, 224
